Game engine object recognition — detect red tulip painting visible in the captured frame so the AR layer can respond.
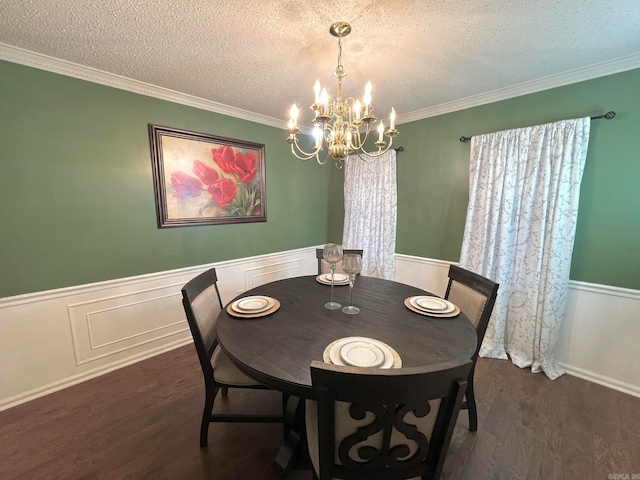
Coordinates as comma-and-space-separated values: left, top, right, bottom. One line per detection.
149, 125, 266, 228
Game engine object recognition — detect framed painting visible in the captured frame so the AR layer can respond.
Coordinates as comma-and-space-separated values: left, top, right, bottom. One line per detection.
148, 124, 266, 228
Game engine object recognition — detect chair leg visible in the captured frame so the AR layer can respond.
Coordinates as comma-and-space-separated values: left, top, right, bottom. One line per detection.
466, 370, 478, 432
200, 384, 217, 448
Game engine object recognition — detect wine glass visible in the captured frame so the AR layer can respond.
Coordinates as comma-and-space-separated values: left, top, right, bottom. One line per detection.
342, 254, 362, 314
323, 243, 343, 310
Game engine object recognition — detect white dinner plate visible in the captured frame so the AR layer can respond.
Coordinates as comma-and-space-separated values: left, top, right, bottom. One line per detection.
231, 296, 275, 313
322, 273, 349, 283
325, 336, 401, 369
410, 296, 455, 314
316, 275, 350, 286
339, 341, 386, 368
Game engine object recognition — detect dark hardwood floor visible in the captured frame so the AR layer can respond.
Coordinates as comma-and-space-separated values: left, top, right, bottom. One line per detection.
1, 345, 639, 479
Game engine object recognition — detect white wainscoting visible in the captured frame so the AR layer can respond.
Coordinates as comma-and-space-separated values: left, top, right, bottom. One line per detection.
556, 282, 640, 397
395, 253, 640, 398
2, 249, 638, 412
394, 254, 454, 297
0, 247, 318, 412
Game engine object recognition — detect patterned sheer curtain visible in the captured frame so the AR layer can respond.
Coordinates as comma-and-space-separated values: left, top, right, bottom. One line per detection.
342, 150, 397, 279
460, 118, 590, 379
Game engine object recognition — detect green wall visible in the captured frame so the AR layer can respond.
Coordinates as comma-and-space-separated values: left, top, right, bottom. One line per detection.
2, 60, 638, 296
0, 61, 331, 298
329, 68, 640, 290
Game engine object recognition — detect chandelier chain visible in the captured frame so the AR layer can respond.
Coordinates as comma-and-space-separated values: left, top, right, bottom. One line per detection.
336, 36, 344, 73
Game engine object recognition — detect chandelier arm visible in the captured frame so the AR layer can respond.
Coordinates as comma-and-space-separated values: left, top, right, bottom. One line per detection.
289, 136, 323, 162
319, 150, 332, 165
346, 123, 370, 150
350, 136, 395, 160
294, 135, 331, 165
289, 144, 318, 162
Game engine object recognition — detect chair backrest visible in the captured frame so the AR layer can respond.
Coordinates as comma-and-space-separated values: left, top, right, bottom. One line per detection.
309, 359, 472, 480
316, 248, 364, 275
444, 265, 499, 359
181, 268, 224, 378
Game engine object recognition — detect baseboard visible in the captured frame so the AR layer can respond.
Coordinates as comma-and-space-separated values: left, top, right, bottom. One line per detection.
0, 338, 192, 412
558, 362, 640, 399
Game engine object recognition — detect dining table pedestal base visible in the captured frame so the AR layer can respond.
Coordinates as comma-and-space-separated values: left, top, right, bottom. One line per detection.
272, 395, 310, 477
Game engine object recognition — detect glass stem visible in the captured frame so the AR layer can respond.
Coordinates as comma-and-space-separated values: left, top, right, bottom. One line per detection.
330, 265, 335, 304
349, 277, 354, 307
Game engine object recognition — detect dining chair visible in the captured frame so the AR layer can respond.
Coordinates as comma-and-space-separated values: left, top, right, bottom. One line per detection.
181, 267, 286, 448
316, 248, 364, 275
444, 264, 499, 432
306, 359, 472, 480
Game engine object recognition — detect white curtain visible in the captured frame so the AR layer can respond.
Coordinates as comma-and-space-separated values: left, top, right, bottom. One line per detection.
342, 150, 397, 279
460, 118, 590, 379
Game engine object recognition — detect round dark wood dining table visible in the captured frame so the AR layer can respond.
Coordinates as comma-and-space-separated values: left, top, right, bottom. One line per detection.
216, 274, 477, 399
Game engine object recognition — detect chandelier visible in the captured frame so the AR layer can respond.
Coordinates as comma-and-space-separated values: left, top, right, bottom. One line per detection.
286, 22, 398, 168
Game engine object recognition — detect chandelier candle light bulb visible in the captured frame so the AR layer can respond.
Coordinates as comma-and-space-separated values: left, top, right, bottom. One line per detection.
284, 21, 399, 168
363, 82, 372, 117
289, 105, 299, 127
314, 127, 323, 148
320, 88, 329, 115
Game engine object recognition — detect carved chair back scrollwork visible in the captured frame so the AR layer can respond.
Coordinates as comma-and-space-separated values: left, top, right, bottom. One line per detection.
306, 360, 472, 480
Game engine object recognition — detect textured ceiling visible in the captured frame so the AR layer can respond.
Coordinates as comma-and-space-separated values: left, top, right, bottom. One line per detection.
1, 0, 640, 127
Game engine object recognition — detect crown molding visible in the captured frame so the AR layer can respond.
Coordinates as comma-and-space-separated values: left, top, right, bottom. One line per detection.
0, 43, 287, 129
3, 42, 639, 128
397, 52, 640, 124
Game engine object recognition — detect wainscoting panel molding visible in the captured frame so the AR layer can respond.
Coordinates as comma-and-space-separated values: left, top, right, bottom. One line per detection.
0, 247, 318, 412
394, 253, 456, 297
67, 284, 187, 365
241, 256, 307, 292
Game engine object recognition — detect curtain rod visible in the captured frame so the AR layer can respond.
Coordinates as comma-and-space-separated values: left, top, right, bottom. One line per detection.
458, 111, 616, 143
394, 146, 404, 153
